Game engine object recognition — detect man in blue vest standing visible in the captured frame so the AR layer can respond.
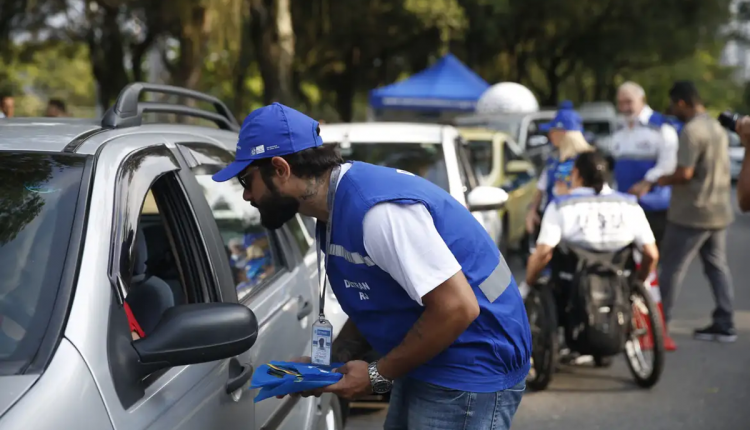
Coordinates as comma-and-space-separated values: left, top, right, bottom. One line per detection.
612, 81, 679, 251
213, 103, 532, 430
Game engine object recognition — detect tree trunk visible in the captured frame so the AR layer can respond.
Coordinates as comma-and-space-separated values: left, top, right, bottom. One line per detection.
87, 4, 130, 112
543, 57, 562, 106
334, 47, 359, 122
251, 0, 295, 106
232, 0, 254, 117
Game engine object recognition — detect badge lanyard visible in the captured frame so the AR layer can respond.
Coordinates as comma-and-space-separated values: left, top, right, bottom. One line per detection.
311, 164, 341, 366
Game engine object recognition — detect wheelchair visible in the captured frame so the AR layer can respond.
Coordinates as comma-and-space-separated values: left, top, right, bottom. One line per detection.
524, 243, 665, 391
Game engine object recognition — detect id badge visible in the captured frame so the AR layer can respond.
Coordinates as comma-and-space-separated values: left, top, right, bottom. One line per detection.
311, 318, 333, 366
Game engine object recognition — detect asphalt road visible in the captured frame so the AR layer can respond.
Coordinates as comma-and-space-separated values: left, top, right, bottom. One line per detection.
346, 192, 750, 430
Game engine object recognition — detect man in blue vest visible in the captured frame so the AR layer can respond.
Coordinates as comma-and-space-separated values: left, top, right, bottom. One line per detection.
612, 81, 679, 252
212, 103, 531, 429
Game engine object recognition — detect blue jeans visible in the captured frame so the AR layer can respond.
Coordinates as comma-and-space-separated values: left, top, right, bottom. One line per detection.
383, 378, 525, 430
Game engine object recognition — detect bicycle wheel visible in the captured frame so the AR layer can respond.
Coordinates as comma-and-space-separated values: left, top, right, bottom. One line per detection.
623, 280, 665, 388
525, 284, 558, 391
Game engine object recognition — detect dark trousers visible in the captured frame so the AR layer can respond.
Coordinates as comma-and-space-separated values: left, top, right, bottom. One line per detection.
645, 210, 668, 251
657, 222, 734, 329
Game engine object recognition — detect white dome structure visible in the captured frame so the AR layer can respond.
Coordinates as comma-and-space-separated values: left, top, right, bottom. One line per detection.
475, 82, 539, 115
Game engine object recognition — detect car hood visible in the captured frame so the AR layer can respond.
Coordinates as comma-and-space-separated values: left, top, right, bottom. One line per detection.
0, 375, 38, 417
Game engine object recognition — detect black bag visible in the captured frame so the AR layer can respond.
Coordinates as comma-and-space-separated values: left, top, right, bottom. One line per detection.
553, 245, 633, 357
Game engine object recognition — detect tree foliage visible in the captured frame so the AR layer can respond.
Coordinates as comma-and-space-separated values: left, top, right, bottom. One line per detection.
0, 0, 743, 121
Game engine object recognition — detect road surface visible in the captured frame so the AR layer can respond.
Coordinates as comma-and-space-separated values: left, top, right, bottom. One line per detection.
345, 195, 750, 430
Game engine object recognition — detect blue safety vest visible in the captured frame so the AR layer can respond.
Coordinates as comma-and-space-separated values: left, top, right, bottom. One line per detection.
322, 162, 531, 392
613, 112, 671, 212
544, 154, 576, 210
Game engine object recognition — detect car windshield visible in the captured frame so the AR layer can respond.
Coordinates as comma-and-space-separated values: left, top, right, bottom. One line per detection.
583, 120, 612, 137
466, 140, 493, 178
0, 152, 86, 375
339, 142, 450, 192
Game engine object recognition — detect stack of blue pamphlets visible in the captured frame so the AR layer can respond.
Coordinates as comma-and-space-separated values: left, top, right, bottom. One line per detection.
250, 361, 344, 402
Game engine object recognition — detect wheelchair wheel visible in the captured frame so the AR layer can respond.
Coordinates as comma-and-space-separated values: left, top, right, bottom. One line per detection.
525, 284, 558, 391
623, 280, 665, 388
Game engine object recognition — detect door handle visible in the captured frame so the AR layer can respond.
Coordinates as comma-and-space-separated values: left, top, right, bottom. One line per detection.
297, 298, 313, 320
226, 358, 254, 394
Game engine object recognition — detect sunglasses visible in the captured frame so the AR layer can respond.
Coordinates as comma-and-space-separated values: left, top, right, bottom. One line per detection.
237, 168, 257, 189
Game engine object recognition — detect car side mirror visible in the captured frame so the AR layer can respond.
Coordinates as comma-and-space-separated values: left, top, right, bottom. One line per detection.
132, 303, 258, 375
467, 186, 509, 212
505, 160, 535, 175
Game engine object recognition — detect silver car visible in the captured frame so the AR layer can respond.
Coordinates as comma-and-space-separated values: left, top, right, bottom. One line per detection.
0, 83, 345, 430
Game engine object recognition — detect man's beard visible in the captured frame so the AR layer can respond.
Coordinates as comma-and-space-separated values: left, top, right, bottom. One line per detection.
254, 189, 300, 230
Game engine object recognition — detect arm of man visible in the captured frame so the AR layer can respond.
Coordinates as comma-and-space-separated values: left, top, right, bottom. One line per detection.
630, 205, 659, 281
525, 203, 562, 285
318, 202, 480, 399
644, 124, 679, 184
735, 117, 750, 212
658, 124, 697, 186
360, 203, 478, 381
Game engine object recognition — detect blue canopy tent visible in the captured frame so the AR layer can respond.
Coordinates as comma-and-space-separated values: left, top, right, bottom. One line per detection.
369, 53, 490, 112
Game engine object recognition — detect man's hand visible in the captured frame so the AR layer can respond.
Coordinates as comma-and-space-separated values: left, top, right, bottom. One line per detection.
275, 356, 311, 399
526, 210, 540, 234
735, 116, 750, 148
321, 360, 372, 399
628, 180, 652, 198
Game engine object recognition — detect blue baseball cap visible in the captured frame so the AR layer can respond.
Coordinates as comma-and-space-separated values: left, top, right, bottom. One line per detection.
212, 103, 324, 182
539, 101, 583, 132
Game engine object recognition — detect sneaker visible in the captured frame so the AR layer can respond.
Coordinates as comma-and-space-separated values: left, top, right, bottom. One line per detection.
693, 324, 737, 343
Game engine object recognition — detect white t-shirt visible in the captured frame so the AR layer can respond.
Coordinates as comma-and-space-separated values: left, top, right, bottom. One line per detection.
335, 163, 462, 306
536, 184, 655, 251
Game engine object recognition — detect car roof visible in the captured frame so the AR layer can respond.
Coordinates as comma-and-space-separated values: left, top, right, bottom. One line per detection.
320, 122, 449, 144
0, 118, 102, 152
0, 119, 239, 155
457, 126, 511, 141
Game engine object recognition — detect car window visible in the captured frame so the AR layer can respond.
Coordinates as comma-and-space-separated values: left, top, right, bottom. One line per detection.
583, 120, 612, 137
503, 142, 523, 166
191, 169, 284, 300
337, 142, 450, 192
0, 152, 87, 375
288, 214, 313, 256
466, 139, 493, 178
526, 119, 551, 148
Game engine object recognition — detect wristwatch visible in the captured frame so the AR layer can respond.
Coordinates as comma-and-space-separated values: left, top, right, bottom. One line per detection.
367, 362, 393, 394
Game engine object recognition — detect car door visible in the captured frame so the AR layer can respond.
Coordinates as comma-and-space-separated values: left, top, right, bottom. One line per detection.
170, 137, 318, 430
73, 135, 256, 430
286, 213, 348, 339
455, 137, 502, 244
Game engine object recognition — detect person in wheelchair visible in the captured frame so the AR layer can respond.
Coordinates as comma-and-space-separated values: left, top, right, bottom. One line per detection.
521, 150, 665, 390
524, 150, 659, 288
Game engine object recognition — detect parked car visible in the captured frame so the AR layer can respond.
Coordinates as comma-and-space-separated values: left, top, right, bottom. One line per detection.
729, 130, 744, 181
0, 83, 346, 430
455, 110, 556, 169
318, 122, 509, 249
458, 127, 538, 254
